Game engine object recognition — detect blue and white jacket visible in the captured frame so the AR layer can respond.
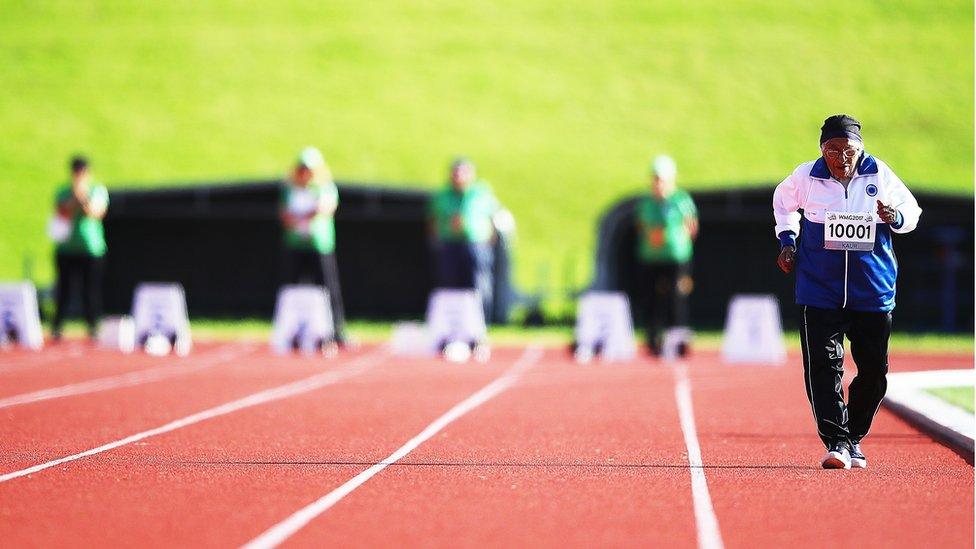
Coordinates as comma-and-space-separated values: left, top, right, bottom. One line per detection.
772, 154, 921, 312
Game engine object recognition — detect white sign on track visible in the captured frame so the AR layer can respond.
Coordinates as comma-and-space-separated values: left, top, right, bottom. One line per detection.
721, 294, 786, 364
132, 283, 192, 356
425, 289, 487, 351
271, 285, 334, 354
0, 282, 44, 350
574, 291, 636, 362
98, 315, 136, 354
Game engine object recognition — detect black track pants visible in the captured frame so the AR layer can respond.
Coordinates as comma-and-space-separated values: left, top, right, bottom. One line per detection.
52, 253, 104, 338
283, 250, 347, 342
799, 305, 892, 448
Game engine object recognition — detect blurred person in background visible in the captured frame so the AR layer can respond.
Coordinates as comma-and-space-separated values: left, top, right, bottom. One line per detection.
774, 114, 921, 469
428, 158, 501, 322
50, 155, 109, 341
280, 146, 348, 347
634, 155, 698, 356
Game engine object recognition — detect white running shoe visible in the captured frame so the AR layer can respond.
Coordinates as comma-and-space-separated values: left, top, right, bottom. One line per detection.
821, 442, 852, 469
850, 443, 867, 469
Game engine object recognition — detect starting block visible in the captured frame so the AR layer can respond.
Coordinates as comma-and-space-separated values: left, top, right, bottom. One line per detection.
271, 285, 335, 355
425, 289, 488, 361
98, 316, 136, 354
721, 294, 786, 364
661, 326, 693, 361
132, 283, 192, 356
573, 291, 636, 363
0, 282, 44, 350
390, 321, 435, 358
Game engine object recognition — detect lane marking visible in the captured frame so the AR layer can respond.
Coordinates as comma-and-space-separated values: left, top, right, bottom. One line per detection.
0, 350, 385, 484
243, 346, 545, 549
673, 364, 725, 549
0, 344, 252, 410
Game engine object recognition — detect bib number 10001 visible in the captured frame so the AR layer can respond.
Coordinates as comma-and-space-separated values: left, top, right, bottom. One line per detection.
823, 211, 876, 252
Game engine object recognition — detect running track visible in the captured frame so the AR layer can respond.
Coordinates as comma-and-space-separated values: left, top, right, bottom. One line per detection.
0, 342, 971, 547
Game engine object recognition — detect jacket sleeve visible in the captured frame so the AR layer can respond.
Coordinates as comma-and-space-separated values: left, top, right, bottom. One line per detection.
772, 170, 803, 245
882, 167, 921, 234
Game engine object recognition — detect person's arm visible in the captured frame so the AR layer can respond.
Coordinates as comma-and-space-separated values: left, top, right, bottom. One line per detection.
773, 171, 803, 273
80, 186, 108, 220
876, 167, 921, 234
317, 181, 338, 217
683, 194, 699, 240
279, 184, 297, 228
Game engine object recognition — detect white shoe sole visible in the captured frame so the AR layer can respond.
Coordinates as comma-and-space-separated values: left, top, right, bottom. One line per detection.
821, 451, 852, 469
850, 457, 867, 469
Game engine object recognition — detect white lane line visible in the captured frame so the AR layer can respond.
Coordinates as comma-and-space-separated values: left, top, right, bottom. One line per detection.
0, 350, 385, 484
243, 346, 545, 549
673, 364, 724, 549
0, 344, 251, 410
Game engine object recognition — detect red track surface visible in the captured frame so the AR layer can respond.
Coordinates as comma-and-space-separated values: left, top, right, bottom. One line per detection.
0, 342, 971, 547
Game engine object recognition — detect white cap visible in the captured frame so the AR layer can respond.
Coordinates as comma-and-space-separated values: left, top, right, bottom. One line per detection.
651, 155, 677, 181
297, 147, 325, 170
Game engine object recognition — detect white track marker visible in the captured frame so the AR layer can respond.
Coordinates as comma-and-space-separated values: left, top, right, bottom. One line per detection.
673, 364, 724, 549
0, 350, 385, 484
0, 344, 251, 410
243, 346, 545, 549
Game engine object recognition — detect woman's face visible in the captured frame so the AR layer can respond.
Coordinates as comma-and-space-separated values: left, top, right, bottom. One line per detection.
821, 137, 862, 181
293, 165, 314, 186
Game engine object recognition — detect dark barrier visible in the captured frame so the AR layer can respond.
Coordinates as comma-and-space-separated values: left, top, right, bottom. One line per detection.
101, 180, 514, 322
593, 188, 973, 332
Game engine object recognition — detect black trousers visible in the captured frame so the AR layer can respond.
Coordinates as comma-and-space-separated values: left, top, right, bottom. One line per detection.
799, 305, 892, 448
637, 262, 690, 351
52, 253, 104, 338
283, 250, 347, 342
435, 241, 494, 323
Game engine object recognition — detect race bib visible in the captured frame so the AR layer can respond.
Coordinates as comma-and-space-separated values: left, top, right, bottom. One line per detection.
824, 211, 876, 251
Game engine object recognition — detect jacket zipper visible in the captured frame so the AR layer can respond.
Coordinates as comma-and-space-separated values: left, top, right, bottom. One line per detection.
839, 182, 850, 309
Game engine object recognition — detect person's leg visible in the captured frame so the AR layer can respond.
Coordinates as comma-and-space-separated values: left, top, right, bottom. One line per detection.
296, 251, 321, 285
636, 262, 654, 350
846, 310, 892, 444
318, 252, 347, 342
799, 305, 852, 448
80, 256, 103, 339
51, 253, 74, 339
436, 243, 463, 288
282, 249, 300, 285
659, 263, 679, 328
647, 264, 670, 354
470, 243, 494, 323
672, 262, 691, 327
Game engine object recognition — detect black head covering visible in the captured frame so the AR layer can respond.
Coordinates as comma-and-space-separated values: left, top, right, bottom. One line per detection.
820, 114, 862, 145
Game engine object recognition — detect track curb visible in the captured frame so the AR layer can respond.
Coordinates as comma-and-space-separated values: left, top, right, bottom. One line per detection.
883, 369, 974, 464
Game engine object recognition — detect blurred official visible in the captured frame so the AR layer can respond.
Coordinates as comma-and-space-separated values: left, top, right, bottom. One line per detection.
634, 155, 698, 356
280, 147, 348, 346
429, 158, 501, 322
51, 155, 109, 341
773, 114, 921, 469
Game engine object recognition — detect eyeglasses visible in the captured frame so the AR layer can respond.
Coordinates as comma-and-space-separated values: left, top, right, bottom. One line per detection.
822, 146, 862, 160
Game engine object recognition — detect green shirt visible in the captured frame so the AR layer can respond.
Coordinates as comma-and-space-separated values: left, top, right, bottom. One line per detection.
429, 180, 499, 244
54, 183, 109, 257
280, 180, 338, 254
635, 190, 697, 264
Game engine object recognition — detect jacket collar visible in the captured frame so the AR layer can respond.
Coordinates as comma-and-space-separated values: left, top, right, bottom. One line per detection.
809, 152, 878, 180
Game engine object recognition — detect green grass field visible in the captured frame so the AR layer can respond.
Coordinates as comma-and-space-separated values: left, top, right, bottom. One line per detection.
926, 386, 975, 413
1, 1, 972, 292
